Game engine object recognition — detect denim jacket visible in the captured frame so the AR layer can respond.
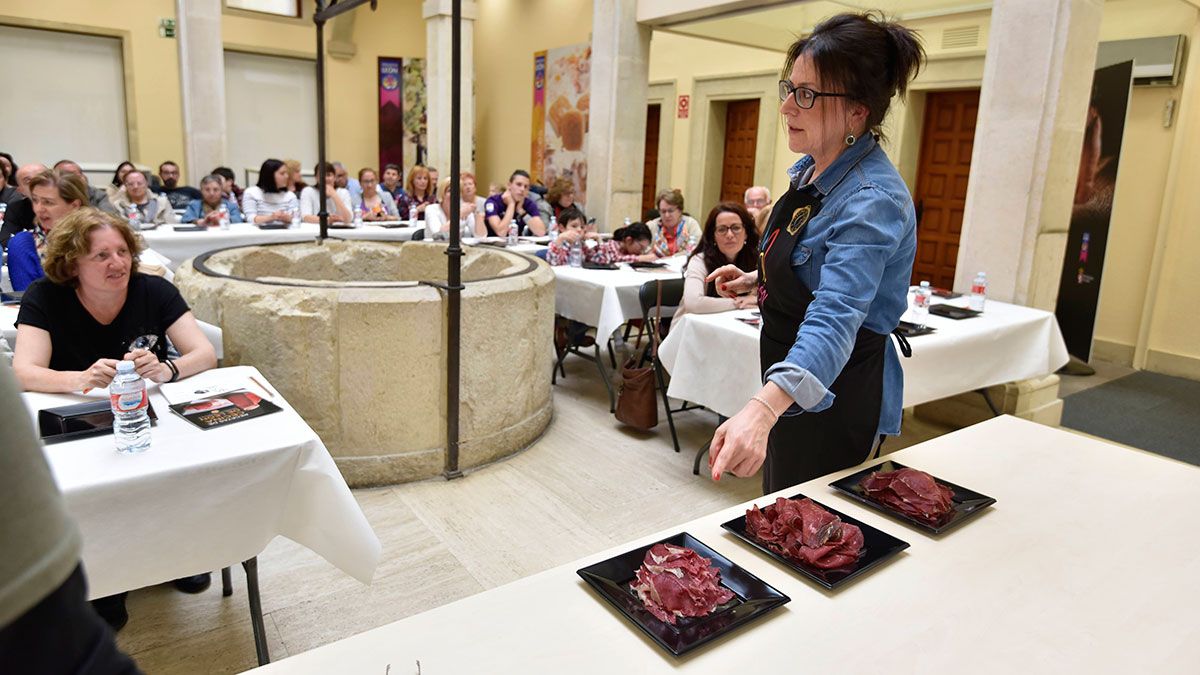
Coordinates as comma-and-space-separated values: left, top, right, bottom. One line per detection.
763, 134, 917, 438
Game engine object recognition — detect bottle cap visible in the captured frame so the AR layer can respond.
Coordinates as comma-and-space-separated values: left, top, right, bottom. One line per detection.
116, 360, 135, 373
920, 280, 930, 287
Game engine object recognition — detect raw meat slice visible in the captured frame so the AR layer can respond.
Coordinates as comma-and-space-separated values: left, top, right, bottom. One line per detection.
745, 498, 864, 570
861, 467, 955, 522
629, 544, 734, 625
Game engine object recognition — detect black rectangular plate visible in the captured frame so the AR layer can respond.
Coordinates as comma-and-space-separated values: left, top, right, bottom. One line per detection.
896, 320, 935, 338
829, 460, 997, 535
628, 261, 666, 269
582, 261, 619, 270
577, 531, 789, 657
38, 400, 158, 445
721, 494, 909, 590
929, 304, 980, 320
172, 225, 206, 232
257, 222, 290, 230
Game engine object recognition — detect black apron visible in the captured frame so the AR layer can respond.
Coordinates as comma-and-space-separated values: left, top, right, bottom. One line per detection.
757, 185, 892, 494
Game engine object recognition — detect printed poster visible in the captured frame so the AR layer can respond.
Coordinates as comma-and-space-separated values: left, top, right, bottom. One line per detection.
378, 57, 428, 176
531, 43, 590, 208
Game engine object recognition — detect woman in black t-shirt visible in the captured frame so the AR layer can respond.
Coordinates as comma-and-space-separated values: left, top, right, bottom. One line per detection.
12, 208, 217, 393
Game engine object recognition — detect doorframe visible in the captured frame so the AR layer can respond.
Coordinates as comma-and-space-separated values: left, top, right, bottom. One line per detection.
646, 80, 676, 200
686, 70, 777, 214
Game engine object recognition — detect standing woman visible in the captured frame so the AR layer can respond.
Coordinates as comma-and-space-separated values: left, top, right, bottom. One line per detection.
706, 13, 923, 492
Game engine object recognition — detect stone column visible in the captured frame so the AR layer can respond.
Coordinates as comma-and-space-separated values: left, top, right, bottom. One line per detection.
424, 0, 477, 174
955, 0, 1104, 310
175, 0, 227, 183
586, 0, 651, 230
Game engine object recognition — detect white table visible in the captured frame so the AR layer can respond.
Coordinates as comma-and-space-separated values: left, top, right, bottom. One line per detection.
251, 416, 1200, 673
140, 222, 423, 271
552, 257, 686, 342
21, 366, 381, 664
2, 304, 226, 360
658, 297, 1070, 418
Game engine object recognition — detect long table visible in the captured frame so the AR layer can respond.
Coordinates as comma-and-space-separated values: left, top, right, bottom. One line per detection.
250, 416, 1199, 672
20, 366, 381, 664
552, 257, 686, 342
658, 297, 1070, 418
139, 222, 423, 270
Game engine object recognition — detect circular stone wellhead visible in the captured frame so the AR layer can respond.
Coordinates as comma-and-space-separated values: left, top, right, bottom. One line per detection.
175, 240, 556, 486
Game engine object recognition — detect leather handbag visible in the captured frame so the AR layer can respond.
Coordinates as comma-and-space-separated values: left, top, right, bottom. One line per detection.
615, 281, 663, 430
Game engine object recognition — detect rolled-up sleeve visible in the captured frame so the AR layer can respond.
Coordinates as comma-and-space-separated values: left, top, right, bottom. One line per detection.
765, 186, 905, 412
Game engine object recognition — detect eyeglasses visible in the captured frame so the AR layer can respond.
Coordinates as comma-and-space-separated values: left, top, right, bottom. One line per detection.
778, 80, 849, 110
715, 225, 744, 236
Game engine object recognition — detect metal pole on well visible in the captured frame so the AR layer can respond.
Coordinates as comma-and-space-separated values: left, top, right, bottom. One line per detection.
443, 0, 464, 480
315, 1, 328, 242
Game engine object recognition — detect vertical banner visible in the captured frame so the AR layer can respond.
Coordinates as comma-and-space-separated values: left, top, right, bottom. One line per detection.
401, 59, 428, 170
378, 58, 405, 172
531, 51, 547, 182
532, 43, 591, 208
1054, 61, 1134, 361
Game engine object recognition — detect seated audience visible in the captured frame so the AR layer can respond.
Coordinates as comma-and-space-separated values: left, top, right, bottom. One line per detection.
753, 202, 773, 237
396, 165, 435, 221
182, 175, 244, 225
1, 153, 21, 208
211, 166, 243, 204
484, 170, 547, 236
241, 159, 300, 224
530, 181, 553, 224
12, 207, 218, 629
460, 171, 487, 215
105, 161, 136, 202
426, 177, 486, 239
109, 170, 177, 227
381, 163, 407, 202
545, 177, 579, 223
1, 163, 45, 247
333, 161, 362, 201
283, 158, 307, 197
743, 185, 772, 220
8, 170, 88, 291
157, 161, 202, 210
426, 166, 440, 189
646, 189, 701, 257
299, 163, 353, 224
544, 207, 602, 265
0, 151, 14, 185
53, 159, 115, 213
577, 220, 655, 264
676, 202, 761, 319
354, 168, 399, 221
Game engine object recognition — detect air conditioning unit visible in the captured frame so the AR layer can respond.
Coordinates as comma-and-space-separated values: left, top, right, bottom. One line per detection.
1096, 35, 1186, 87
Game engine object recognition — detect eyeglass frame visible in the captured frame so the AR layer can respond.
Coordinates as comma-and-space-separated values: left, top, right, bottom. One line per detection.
778, 79, 851, 110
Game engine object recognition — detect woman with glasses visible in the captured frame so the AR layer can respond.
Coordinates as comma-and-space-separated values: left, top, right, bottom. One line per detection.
646, 188, 702, 257
705, 12, 924, 493
676, 202, 760, 320
354, 168, 400, 221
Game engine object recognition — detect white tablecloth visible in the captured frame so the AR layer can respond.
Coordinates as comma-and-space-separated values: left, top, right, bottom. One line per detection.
658, 298, 1070, 417
552, 257, 686, 341
20, 366, 381, 599
252, 416, 1200, 673
2, 304, 225, 360
140, 222, 423, 271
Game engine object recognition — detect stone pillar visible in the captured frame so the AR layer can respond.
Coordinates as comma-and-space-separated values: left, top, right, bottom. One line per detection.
587, 0, 651, 230
955, 0, 1104, 310
424, 0, 477, 175
175, 0, 227, 183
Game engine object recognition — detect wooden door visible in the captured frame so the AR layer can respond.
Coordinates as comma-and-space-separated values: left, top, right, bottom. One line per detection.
719, 99, 760, 204
641, 104, 661, 219
911, 90, 979, 289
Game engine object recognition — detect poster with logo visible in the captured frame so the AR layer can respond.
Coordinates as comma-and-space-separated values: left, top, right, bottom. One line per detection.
378, 57, 427, 176
1054, 61, 1134, 361
531, 43, 590, 209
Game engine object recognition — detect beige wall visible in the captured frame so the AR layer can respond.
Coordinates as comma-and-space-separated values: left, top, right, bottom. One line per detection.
473, 0, 593, 190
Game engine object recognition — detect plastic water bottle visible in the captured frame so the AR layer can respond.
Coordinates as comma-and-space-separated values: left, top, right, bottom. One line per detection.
913, 280, 932, 327
969, 272, 987, 312
110, 361, 151, 453
507, 221, 518, 246
408, 205, 418, 224
290, 206, 300, 229
548, 215, 557, 238
569, 241, 583, 268
218, 204, 230, 230
353, 203, 363, 228
0, 202, 7, 226
623, 217, 632, 228
126, 204, 142, 230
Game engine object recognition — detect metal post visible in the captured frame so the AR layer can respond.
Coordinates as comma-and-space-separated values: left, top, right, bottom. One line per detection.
444, 0, 464, 480
315, 1, 329, 242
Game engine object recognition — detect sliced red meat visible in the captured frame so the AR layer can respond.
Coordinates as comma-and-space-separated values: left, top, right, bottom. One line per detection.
743, 498, 865, 570
630, 544, 734, 625
860, 467, 956, 522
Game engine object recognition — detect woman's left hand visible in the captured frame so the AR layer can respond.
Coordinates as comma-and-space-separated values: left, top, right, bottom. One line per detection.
123, 348, 170, 382
709, 402, 775, 481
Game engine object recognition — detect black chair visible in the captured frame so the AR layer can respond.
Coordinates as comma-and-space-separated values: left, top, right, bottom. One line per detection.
551, 317, 617, 412
636, 278, 703, 453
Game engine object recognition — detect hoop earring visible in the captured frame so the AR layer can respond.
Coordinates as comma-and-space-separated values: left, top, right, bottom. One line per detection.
844, 133, 857, 146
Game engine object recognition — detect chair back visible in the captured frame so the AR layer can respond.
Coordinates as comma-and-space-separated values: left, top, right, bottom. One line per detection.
638, 277, 684, 335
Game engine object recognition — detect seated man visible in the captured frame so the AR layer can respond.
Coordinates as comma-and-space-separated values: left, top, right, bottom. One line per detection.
743, 185, 771, 220
157, 161, 202, 210
182, 175, 244, 225
484, 170, 547, 237
211, 165, 243, 204
53, 159, 116, 213
333, 161, 362, 201
109, 170, 178, 228
0, 163, 44, 248
380, 163, 407, 202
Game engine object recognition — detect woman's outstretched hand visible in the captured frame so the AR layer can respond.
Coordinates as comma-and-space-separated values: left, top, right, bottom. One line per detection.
705, 265, 758, 299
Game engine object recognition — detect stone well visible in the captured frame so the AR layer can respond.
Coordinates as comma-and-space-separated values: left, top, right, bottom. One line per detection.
175, 240, 555, 486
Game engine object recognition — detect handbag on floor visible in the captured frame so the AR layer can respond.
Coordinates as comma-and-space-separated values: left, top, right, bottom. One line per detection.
615, 281, 662, 430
